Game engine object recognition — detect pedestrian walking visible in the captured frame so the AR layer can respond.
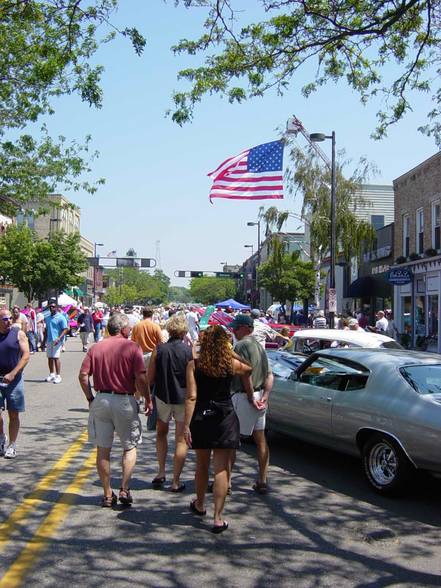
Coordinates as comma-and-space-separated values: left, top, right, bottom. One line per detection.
184, 325, 252, 533
77, 307, 94, 352
148, 315, 193, 492
44, 302, 69, 384
92, 307, 104, 343
0, 308, 30, 459
11, 305, 28, 332
229, 314, 274, 494
78, 312, 152, 507
25, 303, 37, 354
185, 306, 200, 343
312, 310, 327, 329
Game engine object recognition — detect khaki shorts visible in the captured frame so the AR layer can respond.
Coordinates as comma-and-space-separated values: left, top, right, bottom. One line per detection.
232, 390, 266, 436
156, 396, 185, 423
46, 340, 63, 359
88, 392, 142, 450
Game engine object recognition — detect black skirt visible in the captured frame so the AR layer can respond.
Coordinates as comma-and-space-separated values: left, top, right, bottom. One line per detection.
190, 399, 240, 449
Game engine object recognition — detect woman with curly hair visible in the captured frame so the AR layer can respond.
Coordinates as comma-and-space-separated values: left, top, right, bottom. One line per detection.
184, 325, 252, 533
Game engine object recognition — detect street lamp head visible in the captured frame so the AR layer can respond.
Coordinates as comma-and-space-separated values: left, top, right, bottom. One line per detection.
309, 133, 327, 142
95, 242, 104, 246
247, 221, 257, 226
244, 244, 253, 248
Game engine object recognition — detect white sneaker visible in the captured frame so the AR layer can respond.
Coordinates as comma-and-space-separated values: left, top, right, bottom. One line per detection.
45, 374, 55, 382
53, 375, 62, 384
0, 435, 7, 457
5, 443, 16, 459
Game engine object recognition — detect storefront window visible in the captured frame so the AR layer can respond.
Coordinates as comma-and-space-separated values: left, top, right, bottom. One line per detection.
428, 295, 439, 350
415, 296, 426, 336
401, 296, 412, 339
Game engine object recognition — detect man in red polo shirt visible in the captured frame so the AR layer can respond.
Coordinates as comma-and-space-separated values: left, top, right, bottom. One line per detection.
78, 312, 152, 507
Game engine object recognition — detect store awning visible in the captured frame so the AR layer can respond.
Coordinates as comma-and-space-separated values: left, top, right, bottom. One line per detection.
347, 275, 391, 298
74, 287, 84, 296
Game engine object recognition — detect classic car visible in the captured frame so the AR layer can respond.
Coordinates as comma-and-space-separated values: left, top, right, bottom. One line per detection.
267, 348, 441, 495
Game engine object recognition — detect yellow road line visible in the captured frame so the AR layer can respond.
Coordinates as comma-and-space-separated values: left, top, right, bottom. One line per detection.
0, 429, 89, 551
0, 449, 96, 588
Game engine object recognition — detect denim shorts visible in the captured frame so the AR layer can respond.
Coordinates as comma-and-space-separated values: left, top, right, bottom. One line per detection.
0, 374, 25, 413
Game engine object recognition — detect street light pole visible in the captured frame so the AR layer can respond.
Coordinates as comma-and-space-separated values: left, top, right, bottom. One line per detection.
310, 131, 337, 329
247, 220, 261, 305
93, 242, 104, 306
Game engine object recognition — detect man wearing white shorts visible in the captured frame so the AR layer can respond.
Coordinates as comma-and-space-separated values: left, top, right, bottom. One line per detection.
44, 302, 69, 384
230, 314, 274, 494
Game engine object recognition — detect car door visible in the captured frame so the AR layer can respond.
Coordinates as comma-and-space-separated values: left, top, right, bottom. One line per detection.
267, 352, 300, 430
291, 356, 351, 439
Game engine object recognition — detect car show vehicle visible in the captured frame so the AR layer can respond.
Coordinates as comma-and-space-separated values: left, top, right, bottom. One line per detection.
267, 348, 441, 495
290, 329, 402, 354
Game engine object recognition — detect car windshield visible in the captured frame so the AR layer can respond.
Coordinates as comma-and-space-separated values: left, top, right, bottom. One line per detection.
381, 340, 403, 349
400, 365, 441, 395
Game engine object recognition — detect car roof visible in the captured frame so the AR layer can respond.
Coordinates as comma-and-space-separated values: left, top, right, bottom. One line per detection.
292, 328, 394, 346
313, 347, 441, 367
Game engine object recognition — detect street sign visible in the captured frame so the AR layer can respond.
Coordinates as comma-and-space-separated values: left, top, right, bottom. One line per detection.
328, 288, 337, 313
117, 257, 136, 267
215, 272, 232, 278
388, 267, 413, 285
140, 258, 156, 268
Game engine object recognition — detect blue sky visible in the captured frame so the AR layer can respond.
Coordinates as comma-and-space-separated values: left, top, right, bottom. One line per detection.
44, 1, 438, 285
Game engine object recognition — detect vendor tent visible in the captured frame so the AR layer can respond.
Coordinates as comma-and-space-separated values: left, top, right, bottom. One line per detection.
214, 298, 250, 310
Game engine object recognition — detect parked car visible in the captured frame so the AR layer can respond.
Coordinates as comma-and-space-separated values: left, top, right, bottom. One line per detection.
267, 348, 441, 495
290, 329, 402, 355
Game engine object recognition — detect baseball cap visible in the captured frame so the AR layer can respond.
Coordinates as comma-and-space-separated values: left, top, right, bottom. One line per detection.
348, 318, 358, 327
229, 314, 254, 329
250, 308, 261, 318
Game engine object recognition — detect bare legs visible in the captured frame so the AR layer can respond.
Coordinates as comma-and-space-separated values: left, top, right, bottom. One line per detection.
155, 419, 188, 489
96, 446, 137, 497
47, 357, 61, 376
253, 429, 269, 485
121, 447, 137, 490
8, 410, 19, 444
155, 419, 168, 479
194, 448, 231, 526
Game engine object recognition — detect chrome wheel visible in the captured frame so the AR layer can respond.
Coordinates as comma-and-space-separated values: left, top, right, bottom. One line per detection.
368, 441, 398, 486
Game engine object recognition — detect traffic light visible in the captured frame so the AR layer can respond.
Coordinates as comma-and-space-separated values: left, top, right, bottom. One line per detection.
232, 272, 244, 279
190, 271, 204, 278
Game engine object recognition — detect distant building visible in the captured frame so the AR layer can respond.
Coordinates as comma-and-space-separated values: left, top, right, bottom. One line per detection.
392, 151, 441, 352
15, 193, 80, 239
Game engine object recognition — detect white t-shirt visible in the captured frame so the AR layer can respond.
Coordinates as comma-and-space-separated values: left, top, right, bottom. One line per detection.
376, 317, 388, 332
186, 311, 199, 340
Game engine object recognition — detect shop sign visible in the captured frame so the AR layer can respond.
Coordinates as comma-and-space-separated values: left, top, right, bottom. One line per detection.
388, 267, 413, 285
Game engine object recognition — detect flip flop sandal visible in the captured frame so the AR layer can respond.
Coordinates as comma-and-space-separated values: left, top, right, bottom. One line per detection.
189, 499, 206, 516
252, 481, 268, 495
151, 476, 166, 487
211, 521, 229, 534
101, 492, 117, 508
119, 488, 133, 505
170, 483, 186, 493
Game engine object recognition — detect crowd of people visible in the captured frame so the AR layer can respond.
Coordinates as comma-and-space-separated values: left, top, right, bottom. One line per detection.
1, 297, 400, 534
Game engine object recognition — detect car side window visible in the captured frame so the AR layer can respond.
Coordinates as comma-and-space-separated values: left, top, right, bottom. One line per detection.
299, 357, 369, 391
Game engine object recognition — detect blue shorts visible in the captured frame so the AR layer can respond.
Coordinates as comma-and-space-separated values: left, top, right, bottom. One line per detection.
0, 375, 25, 413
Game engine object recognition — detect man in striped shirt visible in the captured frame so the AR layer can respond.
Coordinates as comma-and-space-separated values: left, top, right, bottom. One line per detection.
312, 310, 328, 329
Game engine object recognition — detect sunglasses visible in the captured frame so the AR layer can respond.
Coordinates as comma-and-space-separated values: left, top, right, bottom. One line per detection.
1, 316, 12, 322
49, 305, 56, 309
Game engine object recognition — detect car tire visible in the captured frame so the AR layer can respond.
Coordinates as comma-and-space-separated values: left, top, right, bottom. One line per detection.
362, 433, 414, 496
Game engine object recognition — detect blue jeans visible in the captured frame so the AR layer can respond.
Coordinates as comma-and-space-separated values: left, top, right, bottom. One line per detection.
27, 331, 37, 352
0, 374, 25, 412
94, 322, 102, 343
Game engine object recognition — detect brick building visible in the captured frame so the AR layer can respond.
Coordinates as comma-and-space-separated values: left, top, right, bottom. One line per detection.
392, 151, 441, 352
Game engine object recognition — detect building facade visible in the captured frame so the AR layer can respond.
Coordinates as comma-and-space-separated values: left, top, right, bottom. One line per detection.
392, 151, 441, 352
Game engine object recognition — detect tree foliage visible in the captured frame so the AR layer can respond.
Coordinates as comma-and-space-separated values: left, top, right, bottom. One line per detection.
264, 146, 376, 263
0, 225, 88, 301
189, 276, 236, 304
172, 0, 441, 142
258, 238, 316, 304
0, 1, 145, 214
104, 267, 171, 305
168, 286, 193, 303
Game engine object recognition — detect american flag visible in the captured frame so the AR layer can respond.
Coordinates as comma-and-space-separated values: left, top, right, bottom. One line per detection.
208, 140, 284, 202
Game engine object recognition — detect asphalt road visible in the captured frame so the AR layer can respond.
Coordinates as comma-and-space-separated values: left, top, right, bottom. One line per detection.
1, 336, 441, 587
